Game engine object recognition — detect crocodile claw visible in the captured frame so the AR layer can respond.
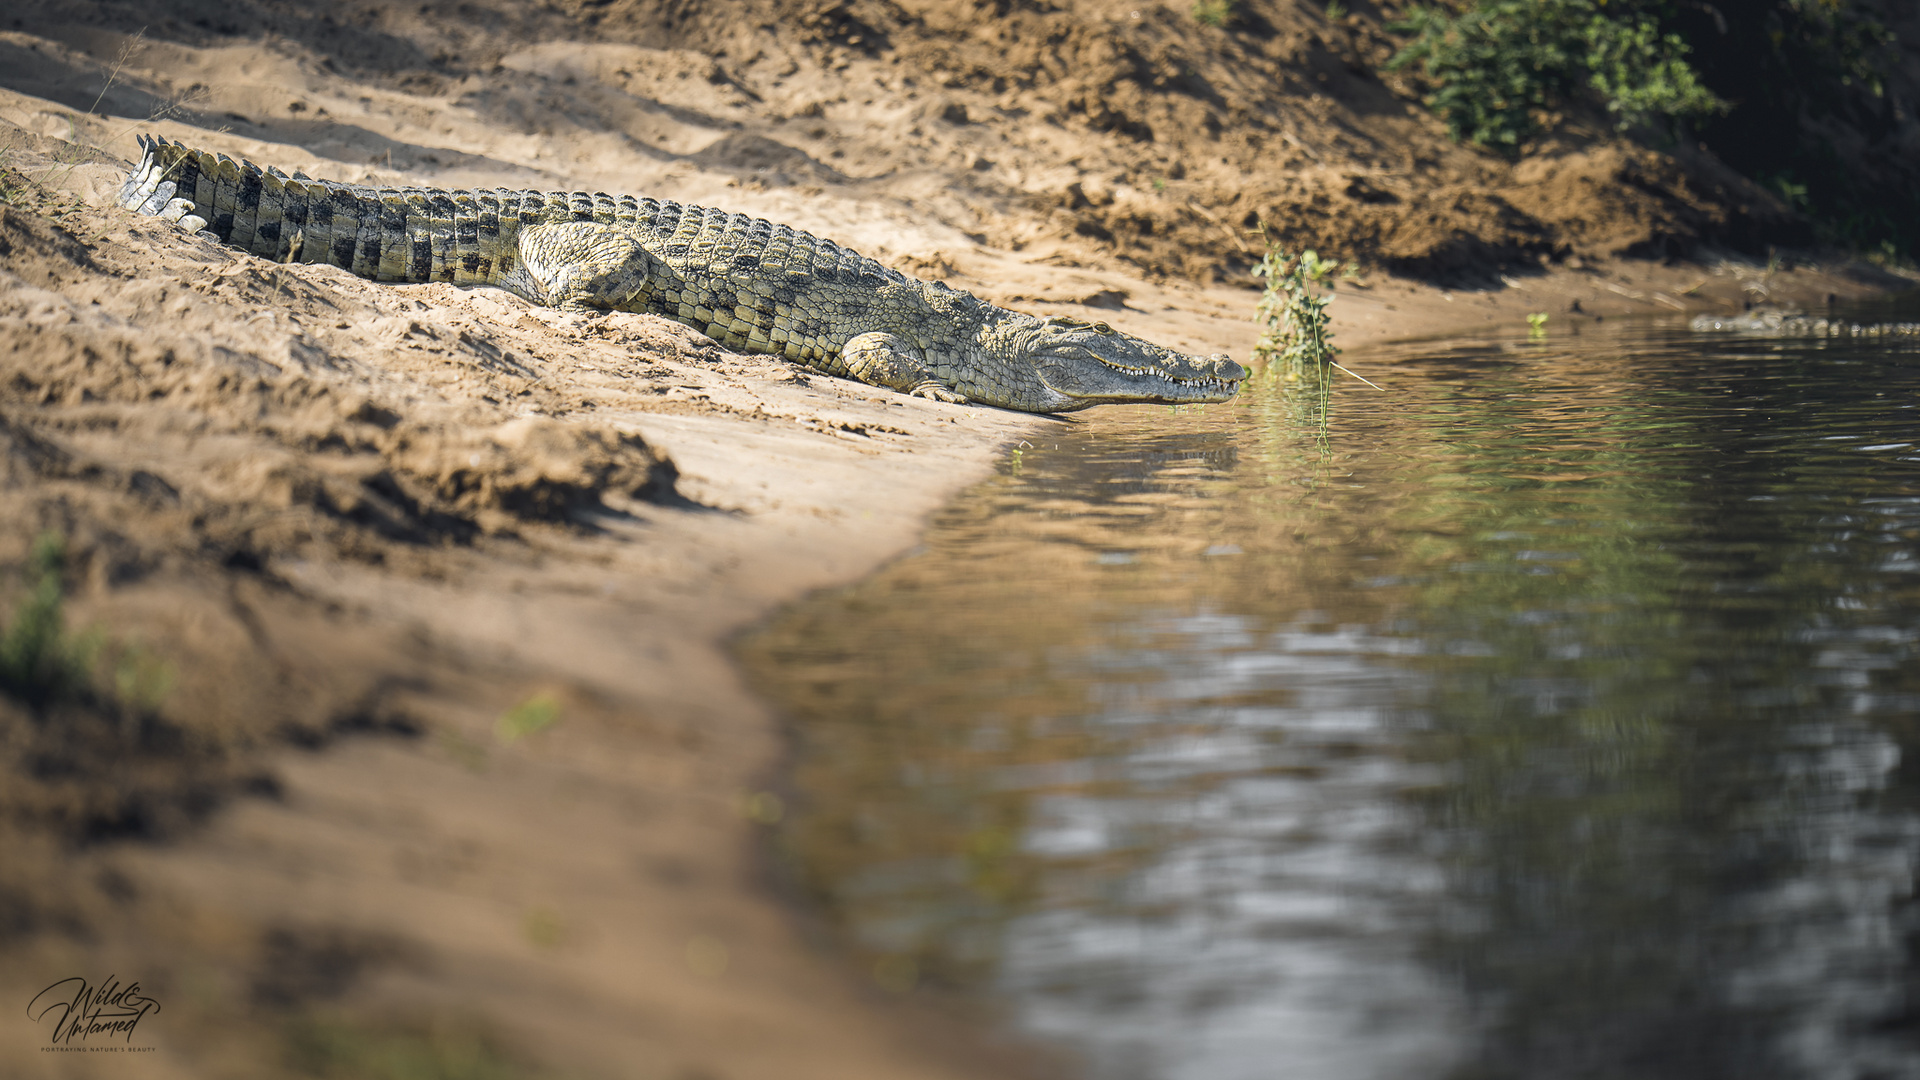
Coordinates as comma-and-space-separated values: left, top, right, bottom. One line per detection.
910, 382, 967, 403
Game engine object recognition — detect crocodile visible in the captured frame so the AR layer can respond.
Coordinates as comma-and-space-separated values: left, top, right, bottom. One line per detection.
116, 136, 1245, 413
1691, 310, 1920, 337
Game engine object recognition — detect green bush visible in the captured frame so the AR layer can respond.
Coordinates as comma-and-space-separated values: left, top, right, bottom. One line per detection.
1388, 0, 1725, 151
1384, 0, 1914, 257
1676, 0, 1905, 256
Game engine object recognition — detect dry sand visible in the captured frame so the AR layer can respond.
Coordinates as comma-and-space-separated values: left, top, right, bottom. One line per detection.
0, 3, 1912, 1077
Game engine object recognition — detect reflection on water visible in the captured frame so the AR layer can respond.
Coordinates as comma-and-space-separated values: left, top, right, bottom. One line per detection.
737, 316, 1920, 1080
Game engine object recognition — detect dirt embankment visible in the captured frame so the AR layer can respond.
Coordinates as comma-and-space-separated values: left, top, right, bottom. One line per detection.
0, 1, 1914, 1078
8, 0, 1904, 282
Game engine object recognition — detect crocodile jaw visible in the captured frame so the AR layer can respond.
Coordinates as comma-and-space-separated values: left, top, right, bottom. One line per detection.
978, 312, 1246, 411
1033, 340, 1247, 411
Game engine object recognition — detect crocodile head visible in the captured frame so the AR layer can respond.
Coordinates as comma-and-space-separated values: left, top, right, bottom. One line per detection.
991, 313, 1247, 412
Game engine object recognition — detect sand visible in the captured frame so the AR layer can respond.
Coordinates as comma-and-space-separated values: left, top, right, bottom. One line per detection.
0, 2, 1911, 1077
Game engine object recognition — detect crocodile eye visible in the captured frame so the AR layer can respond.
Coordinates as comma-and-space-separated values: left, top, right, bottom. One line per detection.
1093, 322, 1113, 333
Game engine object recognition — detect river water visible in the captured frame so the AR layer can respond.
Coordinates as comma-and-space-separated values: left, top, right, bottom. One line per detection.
736, 313, 1920, 1080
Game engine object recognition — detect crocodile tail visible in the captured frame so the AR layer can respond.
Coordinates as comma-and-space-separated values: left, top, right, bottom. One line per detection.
117, 136, 555, 286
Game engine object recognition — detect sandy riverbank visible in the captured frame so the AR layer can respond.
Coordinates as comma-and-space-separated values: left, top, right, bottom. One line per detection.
0, 114, 1061, 1080
2, 4, 1913, 1077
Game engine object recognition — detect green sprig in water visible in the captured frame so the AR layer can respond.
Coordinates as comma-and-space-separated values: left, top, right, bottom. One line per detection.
1251, 233, 1342, 385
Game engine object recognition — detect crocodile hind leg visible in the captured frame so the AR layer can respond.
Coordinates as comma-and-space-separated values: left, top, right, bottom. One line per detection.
509, 220, 665, 313
840, 332, 967, 402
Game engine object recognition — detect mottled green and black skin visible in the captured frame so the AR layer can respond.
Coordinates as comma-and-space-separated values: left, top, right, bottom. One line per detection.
117, 137, 1245, 413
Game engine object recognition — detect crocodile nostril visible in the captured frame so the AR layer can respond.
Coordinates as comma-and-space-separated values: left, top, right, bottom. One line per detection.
1217, 359, 1248, 379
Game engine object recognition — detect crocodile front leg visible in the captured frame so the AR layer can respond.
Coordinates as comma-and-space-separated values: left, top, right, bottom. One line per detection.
841, 332, 967, 403
513, 221, 665, 313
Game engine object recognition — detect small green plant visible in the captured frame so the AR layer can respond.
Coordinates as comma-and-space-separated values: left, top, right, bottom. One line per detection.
1192, 0, 1235, 28
1527, 312, 1549, 338
1769, 175, 1811, 211
1, 534, 177, 716
1252, 235, 1342, 381
1866, 239, 1915, 272
495, 692, 561, 743
1, 534, 96, 711
1387, 0, 1724, 152
1325, 0, 1347, 21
